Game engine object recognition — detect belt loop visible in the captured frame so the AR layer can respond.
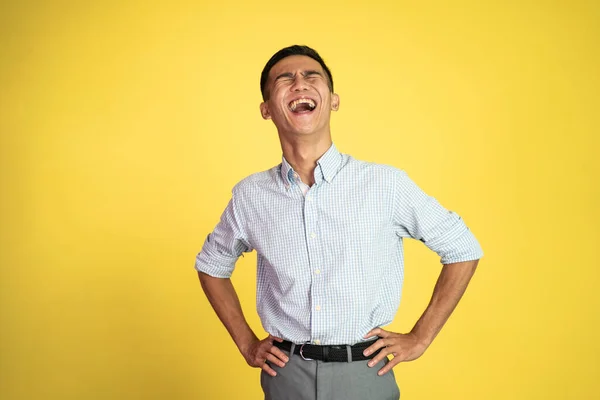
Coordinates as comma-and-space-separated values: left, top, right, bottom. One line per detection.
322, 346, 329, 362
346, 345, 352, 363
289, 343, 296, 359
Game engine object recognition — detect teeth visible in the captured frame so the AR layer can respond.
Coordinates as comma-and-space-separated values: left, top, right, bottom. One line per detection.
289, 98, 316, 111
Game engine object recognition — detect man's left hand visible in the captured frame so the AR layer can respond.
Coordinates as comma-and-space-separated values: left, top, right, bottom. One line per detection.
362, 327, 428, 376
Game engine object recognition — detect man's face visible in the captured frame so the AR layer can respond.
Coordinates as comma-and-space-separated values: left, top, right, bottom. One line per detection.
260, 55, 339, 137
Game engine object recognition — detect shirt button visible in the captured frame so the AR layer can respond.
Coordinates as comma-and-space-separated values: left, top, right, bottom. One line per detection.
314, 339, 321, 345
315, 305, 321, 311
315, 269, 321, 275
310, 233, 316, 239
307, 196, 313, 201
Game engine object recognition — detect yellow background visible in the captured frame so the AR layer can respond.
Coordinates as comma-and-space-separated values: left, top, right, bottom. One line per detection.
1, 1, 598, 399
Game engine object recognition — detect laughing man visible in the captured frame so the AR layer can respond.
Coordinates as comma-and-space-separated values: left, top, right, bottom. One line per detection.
196, 45, 483, 400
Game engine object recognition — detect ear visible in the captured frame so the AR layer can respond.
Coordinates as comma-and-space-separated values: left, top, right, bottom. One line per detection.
260, 102, 271, 120
331, 93, 340, 111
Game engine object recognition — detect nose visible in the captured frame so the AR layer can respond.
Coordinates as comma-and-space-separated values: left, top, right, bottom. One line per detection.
290, 76, 309, 92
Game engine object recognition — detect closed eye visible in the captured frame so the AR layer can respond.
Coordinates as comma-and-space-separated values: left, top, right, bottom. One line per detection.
303, 71, 322, 80
274, 73, 295, 83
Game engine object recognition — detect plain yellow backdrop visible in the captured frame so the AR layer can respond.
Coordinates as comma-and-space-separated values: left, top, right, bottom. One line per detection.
1, 1, 598, 399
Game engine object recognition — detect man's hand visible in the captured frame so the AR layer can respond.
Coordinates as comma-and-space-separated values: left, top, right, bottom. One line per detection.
362, 328, 428, 376
362, 261, 479, 376
242, 335, 289, 377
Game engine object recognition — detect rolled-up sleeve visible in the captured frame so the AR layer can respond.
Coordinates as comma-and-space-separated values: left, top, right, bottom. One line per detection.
195, 193, 252, 278
393, 170, 483, 264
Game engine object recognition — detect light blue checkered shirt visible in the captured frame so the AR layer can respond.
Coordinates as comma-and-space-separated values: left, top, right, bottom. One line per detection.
195, 144, 483, 345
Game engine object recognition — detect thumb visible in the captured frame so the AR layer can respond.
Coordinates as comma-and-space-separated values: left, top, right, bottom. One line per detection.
269, 335, 284, 343
364, 327, 382, 339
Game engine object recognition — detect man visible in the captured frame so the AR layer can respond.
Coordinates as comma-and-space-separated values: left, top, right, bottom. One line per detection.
196, 45, 483, 400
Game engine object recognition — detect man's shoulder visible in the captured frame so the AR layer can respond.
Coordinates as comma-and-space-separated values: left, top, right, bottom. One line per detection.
231, 164, 282, 196
344, 155, 407, 180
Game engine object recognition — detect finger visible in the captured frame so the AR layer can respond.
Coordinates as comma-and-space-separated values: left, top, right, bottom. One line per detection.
366, 342, 393, 367
367, 346, 392, 368
364, 327, 381, 339
262, 362, 277, 377
363, 338, 389, 357
365, 327, 392, 339
268, 345, 289, 364
252, 354, 267, 367
377, 357, 401, 376
375, 328, 391, 338
268, 334, 284, 343
266, 352, 287, 368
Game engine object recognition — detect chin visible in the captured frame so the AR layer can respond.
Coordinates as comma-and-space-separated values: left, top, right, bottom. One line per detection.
291, 125, 319, 135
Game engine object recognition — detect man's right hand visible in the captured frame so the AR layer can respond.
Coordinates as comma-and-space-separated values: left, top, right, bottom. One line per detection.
242, 335, 289, 377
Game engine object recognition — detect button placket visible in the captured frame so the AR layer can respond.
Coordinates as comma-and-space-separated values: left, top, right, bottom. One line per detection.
303, 185, 326, 345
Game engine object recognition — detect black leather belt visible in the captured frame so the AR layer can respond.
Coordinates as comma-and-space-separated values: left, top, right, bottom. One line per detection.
274, 338, 381, 362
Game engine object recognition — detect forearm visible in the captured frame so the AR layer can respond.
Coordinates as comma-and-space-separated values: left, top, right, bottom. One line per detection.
410, 259, 479, 347
198, 271, 258, 356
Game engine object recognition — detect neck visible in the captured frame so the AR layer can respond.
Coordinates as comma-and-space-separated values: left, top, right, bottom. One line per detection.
279, 131, 332, 187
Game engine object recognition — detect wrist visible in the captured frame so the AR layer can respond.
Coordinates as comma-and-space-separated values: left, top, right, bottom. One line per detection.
237, 334, 259, 358
408, 329, 433, 349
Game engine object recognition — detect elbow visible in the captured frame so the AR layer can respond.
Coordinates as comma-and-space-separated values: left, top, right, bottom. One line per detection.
197, 270, 229, 290
198, 271, 211, 288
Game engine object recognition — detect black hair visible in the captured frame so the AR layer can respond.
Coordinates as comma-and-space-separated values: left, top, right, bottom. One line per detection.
260, 45, 334, 101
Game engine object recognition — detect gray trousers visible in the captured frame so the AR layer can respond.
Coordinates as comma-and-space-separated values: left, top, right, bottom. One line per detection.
261, 346, 400, 400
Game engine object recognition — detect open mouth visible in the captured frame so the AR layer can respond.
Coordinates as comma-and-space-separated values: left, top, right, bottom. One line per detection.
288, 98, 317, 114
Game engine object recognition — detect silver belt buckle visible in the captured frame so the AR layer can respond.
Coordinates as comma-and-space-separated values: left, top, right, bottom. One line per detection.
299, 342, 314, 361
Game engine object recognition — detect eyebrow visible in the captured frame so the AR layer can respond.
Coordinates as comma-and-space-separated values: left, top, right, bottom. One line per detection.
274, 70, 324, 81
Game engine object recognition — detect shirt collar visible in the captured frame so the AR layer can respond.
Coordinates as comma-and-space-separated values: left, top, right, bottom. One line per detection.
280, 143, 342, 187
